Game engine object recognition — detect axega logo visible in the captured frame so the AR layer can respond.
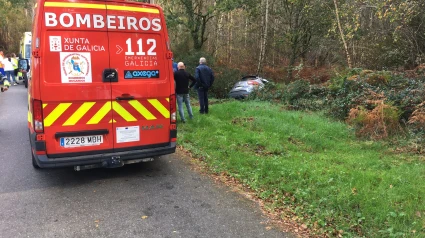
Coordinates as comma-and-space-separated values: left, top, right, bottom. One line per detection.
124, 70, 159, 79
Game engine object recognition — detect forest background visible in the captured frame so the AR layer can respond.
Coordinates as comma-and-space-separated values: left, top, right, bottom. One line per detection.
1, 0, 425, 75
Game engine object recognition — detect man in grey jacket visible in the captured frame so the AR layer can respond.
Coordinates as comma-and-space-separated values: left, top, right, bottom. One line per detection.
194, 57, 214, 114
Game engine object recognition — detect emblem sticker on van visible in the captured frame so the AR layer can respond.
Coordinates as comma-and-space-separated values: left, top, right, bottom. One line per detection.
60, 52, 92, 83
124, 70, 159, 79
49, 36, 62, 52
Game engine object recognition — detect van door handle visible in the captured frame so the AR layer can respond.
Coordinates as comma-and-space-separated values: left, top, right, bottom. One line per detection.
103, 69, 118, 82
106, 72, 115, 79
116, 95, 134, 101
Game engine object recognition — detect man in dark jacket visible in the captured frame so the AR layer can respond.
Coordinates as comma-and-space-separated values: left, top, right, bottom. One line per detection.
194, 57, 214, 114
174, 62, 196, 123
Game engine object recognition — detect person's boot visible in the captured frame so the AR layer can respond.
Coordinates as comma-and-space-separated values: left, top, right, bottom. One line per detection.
2, 81, 10, 91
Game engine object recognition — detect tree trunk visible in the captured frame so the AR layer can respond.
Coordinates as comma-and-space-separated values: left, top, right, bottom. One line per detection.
333, 0, 352, 68
214, 13, 224, 59
257, 0, 269, 75
244, 18, 248, 49
228, 12, 233, 64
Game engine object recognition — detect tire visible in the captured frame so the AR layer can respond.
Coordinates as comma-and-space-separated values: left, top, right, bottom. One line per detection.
24, 79, 28, 88
32, 152, 40, 169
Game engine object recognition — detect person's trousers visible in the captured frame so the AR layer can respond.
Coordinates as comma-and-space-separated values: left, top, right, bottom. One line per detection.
177, 94, 193, 121
197, 88, 209, 113
5, 70, 16, 84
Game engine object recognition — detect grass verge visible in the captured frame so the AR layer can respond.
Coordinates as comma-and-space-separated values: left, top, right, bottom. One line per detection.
178, 100, 425, 237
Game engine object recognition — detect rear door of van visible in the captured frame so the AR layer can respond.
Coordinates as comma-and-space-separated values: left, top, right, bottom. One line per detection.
41, 0, 114, 156
106, 2, 172, 151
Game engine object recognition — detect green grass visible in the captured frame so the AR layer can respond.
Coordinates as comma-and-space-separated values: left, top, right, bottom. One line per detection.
178, 100, 425, 237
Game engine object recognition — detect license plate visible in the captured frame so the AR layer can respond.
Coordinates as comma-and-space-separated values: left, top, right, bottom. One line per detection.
60, 135, 103, 148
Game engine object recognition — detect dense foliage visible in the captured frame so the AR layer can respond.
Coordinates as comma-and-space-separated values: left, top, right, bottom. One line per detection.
4, 0, 425, 72
0, 0, 33, 54
155, 0, 425, 75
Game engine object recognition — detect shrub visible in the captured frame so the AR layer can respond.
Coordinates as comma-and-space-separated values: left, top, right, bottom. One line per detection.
386, 76, 425, 121
408, 102, 425, 133
366, 73, 390, 86
285, 80, 310, 103
248, 82, 286, 102
347, 101, 404, 139
349, 68, 363, 75
290, 84, 328, 111
406, 102, 425, 153
326, 79, 368, 120
328, 75, 346, 92
209, 66, 242, 99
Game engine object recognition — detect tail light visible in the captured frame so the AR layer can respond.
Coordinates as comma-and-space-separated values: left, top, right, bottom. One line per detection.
170, 94, 176, 123
247, 80, 260, 85
32, 99, 44, 133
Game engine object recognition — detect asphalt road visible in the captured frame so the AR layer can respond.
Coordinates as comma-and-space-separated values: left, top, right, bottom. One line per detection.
0, 85, 291, 238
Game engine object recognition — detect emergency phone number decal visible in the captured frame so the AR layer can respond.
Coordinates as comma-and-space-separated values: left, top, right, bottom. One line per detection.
124, 70, 159, 79
120, 38, 158, 68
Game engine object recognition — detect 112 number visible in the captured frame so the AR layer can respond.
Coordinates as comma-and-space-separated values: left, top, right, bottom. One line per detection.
125, 38, 156, 56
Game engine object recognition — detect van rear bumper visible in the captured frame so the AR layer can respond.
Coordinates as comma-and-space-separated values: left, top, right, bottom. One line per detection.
33, 142, 176, 168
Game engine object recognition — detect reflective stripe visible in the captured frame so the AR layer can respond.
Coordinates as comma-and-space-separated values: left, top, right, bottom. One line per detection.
44, 2, 160, 14
148, 99, 170, 119
40, 99, 168, 126
28, 111, 32, 124
107, 5, 159, 13
128, 100, 156, 120
112, 101, 137, 122
87, 102, 111, 125
63, 102, 95, 126
44, 2, 105, 9
44, 103, 72, 127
